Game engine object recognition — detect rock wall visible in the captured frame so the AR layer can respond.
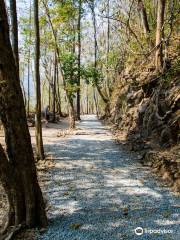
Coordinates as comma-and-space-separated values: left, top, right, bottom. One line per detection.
107, 60, 180, 191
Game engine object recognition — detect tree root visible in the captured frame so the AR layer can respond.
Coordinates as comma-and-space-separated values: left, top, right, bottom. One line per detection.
0, 224, 24, 240
0, 209, 15, 236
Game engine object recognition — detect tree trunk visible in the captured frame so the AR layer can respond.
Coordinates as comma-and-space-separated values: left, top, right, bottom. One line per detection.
86, 85, 89, 114
27, 55, 31, 117
0, 144, 15, 231
27, 0, 32, 117
52, 51, 57, 122
34, 0, 45, 160
77, 0, 82, 120
0, 0, 47, 229
9, 0, 19, 74
56, 62, 63, 117
21, 64, 27, 108
93, 88, 99, 117
69, 99, 76, 129
155, 0, 166, 72
106, 0, 110, 96
137, 0, 150, 34
90, 0, 109, 109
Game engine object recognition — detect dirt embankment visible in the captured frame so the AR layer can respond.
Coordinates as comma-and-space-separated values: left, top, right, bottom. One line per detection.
106, 57, 180, 192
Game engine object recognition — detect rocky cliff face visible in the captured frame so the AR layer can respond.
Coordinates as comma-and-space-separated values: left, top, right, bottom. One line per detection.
106, 58, 180, 192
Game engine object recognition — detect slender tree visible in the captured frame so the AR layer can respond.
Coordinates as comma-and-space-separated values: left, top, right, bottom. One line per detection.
106, 0, 110, 96
86, 84, 89, 114
89, 0, 109, 114
155, 0, 166, 72
27, 0, 32, 117
52, 50, 57, 122
0, 0, 47, 230
56, 61, 63, 117
34, 0, 45, 159
9, 0, 19, 73
77, 0, 82, 120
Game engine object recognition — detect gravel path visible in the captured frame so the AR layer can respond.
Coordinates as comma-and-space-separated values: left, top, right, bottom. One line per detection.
39, 115, 180, 240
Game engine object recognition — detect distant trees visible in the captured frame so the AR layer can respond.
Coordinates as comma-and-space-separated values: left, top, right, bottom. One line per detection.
4, 0, 178, 128
42, 0, 78, 128
88, 0, 109, 116
61, 53, 78, 129
0, 0, 47, 231
10, 0, 179, 121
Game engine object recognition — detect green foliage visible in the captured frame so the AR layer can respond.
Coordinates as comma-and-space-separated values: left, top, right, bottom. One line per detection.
51, 0, 78, 24
144, 0, 157, 29
39, 15, 47, 26
82, 65, 103, 86
61, 53, 79, 99
19, 16, 34, 46
162, 58, 180, 84
18, 0, 180, 113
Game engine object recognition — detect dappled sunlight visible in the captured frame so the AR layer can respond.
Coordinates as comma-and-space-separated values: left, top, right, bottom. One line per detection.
38, 115, 179, 240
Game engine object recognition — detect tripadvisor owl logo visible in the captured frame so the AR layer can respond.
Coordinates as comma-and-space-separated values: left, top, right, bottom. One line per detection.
134, 227, 173, 236
135, 227, 144, 236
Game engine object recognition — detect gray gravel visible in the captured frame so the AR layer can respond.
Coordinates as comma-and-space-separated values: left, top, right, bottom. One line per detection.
38, 115, 180, 240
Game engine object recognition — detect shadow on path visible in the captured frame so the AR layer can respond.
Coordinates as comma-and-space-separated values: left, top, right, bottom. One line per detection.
39, 115, 180, 240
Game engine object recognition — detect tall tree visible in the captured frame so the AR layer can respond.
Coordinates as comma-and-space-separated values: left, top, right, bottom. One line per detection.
52, 50, 57, 122
0, 0, 47, 230
56, 61, 63, 117
106, 0, 110, 96
77, 0, 82, 120
9, 0, 19, 73
89, 0, 109, 107
27, 0, 32, 117
34, 0, 45, 159
155, 0, 166, 72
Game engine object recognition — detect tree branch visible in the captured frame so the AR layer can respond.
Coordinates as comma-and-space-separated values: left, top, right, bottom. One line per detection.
99, 14, 144, 50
